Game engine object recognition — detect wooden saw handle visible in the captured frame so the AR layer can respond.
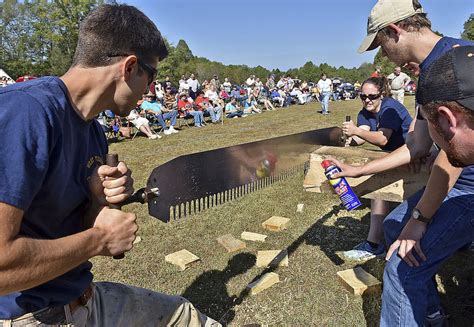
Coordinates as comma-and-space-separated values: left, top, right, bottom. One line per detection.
106, 153, 125, 260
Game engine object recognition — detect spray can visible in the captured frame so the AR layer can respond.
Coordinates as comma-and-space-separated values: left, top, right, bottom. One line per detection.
321, 159, 361, 211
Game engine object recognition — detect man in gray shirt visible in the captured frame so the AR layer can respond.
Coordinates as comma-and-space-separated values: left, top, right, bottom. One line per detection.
387, 66, 411, 104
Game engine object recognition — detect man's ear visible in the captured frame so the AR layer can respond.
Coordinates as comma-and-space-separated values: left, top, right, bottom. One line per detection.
122, 56, 138, 81
386, 23, 403, 40
437, 105, 457, 139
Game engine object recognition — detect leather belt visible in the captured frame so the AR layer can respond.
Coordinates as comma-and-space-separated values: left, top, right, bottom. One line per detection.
69, 284, 93, 312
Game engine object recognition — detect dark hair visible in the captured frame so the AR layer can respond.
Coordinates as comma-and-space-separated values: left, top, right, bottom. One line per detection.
361, 77, 390, 97
320, 73, 326, 77
72, 4, 168, 68
422, 100, 474, 125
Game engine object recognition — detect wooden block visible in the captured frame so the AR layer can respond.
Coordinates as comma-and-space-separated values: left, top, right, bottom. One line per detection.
241, 231, 267, 242
303, 146, 429, 202
256, 250, 289, 267
337, 267, 381, 295
165, 249, 200, 271
216, 234, 246, 253
262, 216, 290, 232
296, 203, 304, 213
247, 272, 280, 295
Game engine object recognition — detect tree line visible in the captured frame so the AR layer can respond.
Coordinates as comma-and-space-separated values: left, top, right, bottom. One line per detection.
1, 1, 472, 84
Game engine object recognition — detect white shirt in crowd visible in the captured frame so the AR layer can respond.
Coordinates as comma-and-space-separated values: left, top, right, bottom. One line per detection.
179, 80, 190, 93
387, 72, 410, 91
204, 89, 219, 102
187, 78, 200, 92
317, 78, 332, 93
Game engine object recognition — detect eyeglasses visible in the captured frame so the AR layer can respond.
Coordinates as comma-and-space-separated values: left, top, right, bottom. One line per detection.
137, 58, 157, 85
360, 93, 381, 101
108, 54, 157, 85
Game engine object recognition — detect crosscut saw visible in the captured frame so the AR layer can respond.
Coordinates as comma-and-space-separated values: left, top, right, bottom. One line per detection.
122, 126, 344, 222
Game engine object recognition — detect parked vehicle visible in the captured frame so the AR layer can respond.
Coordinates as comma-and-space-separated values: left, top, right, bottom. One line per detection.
404, 80, 417, 95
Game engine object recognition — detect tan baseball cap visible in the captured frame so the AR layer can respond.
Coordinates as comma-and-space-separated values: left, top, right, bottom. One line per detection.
358, 0, 424, 53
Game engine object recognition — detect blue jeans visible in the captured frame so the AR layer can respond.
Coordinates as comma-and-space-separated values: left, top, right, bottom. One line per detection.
320, 92, 331, 113
156, 110, 177, 129
226, 111, 242, 118
381, 187, 474, 326
186, 111, 204, 126
205, 105, 222, 122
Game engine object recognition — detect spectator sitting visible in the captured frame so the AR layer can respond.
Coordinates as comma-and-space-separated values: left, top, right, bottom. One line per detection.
230, 85, 247, 106
177, 93, 204, 127
253, 87, 275, 111
141, 92, 179, 135
290, 87, 309, 105
187, 73, 200, 100
219, 89, 230, 102
97, 111, 120, 138
179, 76, 190, 93
243, 95, 262, 114
225, 97, 245, 118
195, 90, 222, 123
278, 88, 292, 107
164, 86, 178, 110
126, 107, 160, 139
270, 88, 285, 107
221, 77, 232, 93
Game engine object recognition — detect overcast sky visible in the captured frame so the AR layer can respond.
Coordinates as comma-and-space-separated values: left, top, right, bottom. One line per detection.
126, 0, 473, 70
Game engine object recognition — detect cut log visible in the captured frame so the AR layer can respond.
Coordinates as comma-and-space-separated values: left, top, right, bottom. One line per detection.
216, 234, 246, 253
165, 249, 200, 271
337, 267, 381, 295
256, 250, 289, 267
247, 272, 280, 295
304, 146, 429, 202
262, 216, 290, 232
241, 231, 267, 242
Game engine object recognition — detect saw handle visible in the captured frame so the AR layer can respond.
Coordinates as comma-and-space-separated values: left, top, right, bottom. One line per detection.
106, 153, 125, 260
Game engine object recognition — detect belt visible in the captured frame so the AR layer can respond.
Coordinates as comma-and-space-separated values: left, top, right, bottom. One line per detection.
0, 285, 93, 326
69, 284, 93, 312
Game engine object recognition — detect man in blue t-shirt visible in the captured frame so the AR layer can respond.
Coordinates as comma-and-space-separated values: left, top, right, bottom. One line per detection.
332, 0, 474, 325
0, 4, 219, 327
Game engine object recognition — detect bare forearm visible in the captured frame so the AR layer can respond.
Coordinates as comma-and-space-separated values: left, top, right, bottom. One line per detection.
359, 144, 412, 175
356, 128, 387, 147
416, 150, 462, 218
0, 228, 104, 295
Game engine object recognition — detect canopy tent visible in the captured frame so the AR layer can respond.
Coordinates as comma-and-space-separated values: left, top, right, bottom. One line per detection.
0, 68, 14, 81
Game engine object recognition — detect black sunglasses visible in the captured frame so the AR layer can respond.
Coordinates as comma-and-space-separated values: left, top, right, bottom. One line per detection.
108, 54, 157, 85
360, 93, 381, 101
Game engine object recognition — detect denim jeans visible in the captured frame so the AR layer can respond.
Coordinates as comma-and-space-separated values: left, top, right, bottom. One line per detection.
226, 111, 242, 118
206, 105, 222, 122
156, 110, 177, 129
186, 111, 204, 126
320, 92, 331, 113
381, 187, 474, 326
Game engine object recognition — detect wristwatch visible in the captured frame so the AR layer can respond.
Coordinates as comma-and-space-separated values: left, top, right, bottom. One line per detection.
412, 208, 431, 224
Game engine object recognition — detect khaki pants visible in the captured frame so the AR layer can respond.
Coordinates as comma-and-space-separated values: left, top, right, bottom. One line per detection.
390, 89, 405, 104
0, 282, 221, 327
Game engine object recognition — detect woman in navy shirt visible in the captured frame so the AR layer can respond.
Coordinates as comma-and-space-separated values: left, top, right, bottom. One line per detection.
341, 77, 413, 260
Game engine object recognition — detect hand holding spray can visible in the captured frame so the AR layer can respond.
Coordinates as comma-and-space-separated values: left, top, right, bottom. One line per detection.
321, 159, 361, 211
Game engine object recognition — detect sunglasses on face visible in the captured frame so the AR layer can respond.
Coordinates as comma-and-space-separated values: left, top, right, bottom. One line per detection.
360, 93, 381, 101
137, 58, 157, 85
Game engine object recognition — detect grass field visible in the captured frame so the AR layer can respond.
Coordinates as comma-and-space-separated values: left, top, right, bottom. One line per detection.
92, 97, 474, 326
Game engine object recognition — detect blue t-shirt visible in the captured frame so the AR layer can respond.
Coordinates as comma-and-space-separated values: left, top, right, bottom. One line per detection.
0, 77, 107, 318
141, 100, 162, 114
416, 37, 474, 192
357, 97, 412, 151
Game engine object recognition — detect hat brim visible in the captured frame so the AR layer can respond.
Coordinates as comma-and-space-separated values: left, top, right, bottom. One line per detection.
458, 98, 474, 111
357, 32, 378, 54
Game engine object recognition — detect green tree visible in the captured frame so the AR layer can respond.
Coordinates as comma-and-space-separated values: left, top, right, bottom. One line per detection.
462, 14, 474, 40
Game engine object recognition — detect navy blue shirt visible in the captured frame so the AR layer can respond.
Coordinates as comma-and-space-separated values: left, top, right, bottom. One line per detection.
416, 37, 474, 192
357, 97, 412, 151
0, 77, 107, 318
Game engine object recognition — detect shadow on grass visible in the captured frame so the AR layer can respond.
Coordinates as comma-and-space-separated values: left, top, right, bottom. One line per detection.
182, 252, 256, 324
184, 204, 379, 325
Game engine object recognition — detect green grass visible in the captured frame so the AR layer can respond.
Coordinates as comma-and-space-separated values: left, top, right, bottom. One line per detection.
92, 97, 474, 326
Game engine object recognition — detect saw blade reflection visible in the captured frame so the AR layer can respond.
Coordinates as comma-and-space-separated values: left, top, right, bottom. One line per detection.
147, 126, 343, 222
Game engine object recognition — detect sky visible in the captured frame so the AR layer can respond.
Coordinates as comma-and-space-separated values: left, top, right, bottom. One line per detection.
126, 0, 473, 71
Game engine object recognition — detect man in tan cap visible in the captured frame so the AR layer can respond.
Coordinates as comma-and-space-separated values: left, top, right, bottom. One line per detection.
332, 0, 474, 325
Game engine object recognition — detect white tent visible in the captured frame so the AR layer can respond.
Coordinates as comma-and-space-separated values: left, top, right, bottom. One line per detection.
0, 68, 13, 81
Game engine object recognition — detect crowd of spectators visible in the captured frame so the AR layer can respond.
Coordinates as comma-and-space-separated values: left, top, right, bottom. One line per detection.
94, 72, 367, 140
